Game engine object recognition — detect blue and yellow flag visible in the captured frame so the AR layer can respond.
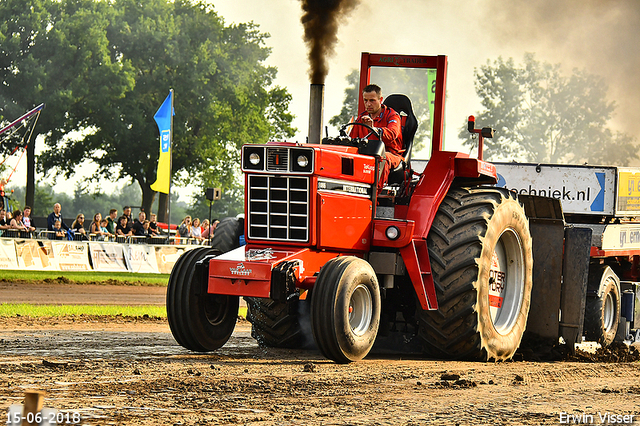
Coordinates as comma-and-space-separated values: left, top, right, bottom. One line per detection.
150, 90, 174, 194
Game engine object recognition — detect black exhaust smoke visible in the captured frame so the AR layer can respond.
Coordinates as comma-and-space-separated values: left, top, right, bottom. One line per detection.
300, 0, 360, 143
299, 0, 360, 84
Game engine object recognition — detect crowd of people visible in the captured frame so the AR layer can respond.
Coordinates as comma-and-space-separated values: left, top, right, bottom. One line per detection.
0, 202, 218, 245
0, 206, 36, 237
178, 216, 219, 241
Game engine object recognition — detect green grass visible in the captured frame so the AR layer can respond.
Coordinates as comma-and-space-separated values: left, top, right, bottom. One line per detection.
1, 270, 169, 286
0, 303, 167, 317
0, 303, 248, 318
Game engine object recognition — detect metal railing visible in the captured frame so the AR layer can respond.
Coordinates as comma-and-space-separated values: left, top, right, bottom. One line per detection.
4, 229, 208, 246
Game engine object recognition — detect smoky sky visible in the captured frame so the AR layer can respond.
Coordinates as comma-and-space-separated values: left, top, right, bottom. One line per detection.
299, 0, 360, 84
481, 0, 640, 136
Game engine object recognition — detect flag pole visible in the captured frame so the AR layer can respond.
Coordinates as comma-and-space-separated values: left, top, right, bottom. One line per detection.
167, 88, 174, 243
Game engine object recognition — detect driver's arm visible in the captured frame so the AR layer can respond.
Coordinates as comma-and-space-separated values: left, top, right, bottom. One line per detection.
377, 111, 402, 148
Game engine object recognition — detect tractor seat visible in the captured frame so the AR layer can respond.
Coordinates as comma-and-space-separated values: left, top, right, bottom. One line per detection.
383, 94, 418, 185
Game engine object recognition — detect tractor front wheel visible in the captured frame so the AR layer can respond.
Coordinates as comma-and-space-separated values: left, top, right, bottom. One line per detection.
167, 247, 239, 352
311, 256, 381, 363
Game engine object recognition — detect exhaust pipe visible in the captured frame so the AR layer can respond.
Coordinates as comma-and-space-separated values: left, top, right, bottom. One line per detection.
308, 84, 324, 144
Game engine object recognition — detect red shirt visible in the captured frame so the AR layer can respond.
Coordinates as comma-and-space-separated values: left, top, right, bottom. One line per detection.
350, 104, 403, 157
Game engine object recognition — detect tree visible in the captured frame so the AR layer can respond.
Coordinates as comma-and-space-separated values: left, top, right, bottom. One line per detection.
329, 70, 359, 129
0, 0, 134, 213
330, 68, 436, 152
459, 53, 638, 165
2, 0, 296, 222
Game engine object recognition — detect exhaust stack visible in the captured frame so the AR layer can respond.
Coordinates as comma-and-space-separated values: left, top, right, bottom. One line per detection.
308, 84, 324, 144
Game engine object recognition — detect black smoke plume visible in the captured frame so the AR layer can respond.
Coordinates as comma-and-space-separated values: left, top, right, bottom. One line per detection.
300, 0, 360, 84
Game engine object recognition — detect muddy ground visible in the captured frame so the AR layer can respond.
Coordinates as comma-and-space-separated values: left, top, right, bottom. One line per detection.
1, 285, 640, 425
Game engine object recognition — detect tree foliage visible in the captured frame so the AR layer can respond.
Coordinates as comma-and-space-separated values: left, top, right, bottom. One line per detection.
1, 0, 296, 219
459, 53, 638, 165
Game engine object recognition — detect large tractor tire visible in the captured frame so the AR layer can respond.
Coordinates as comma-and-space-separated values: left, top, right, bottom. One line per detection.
418, 187, 533, 361
583, 265, 621, 347
311, 256, 381, 363
245, 296, 311, 348
209, 217, 244, 252
167, 246, 239, 351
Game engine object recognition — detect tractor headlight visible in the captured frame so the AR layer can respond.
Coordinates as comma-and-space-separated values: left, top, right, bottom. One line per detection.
291, 148, 313, 173
385, 226, 400, 241
250, 153, 261, 165
242, 146, 264, 171
297, 155, 309, 168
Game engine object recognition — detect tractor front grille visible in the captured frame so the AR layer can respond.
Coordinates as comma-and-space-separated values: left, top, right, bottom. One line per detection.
247, 175, 309, 242
266, 147, 289, 172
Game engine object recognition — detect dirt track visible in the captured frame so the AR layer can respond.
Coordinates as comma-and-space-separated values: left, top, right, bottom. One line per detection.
1, 285, 640, 425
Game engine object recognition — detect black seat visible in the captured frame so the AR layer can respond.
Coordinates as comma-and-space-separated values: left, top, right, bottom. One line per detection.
383, 94, 418, 184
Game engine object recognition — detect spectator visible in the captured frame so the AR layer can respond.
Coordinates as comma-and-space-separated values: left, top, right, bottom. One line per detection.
72, 214, 88, 239
0, 209, 10, 231
136, 220, 151, 240
98, 219, 113, 241
178, 215, 192, 238
89, 213, 107, 239
123, 206, 133, 228
149, 213, 160, 236
22, 206, 35, 232
201, 219, 219, 239
132, 211, 146, 236
9, 209, 26, 229
116, 215, 133, 237
0, 178, 12, 214
47, 203, 70, 232
52, 220, 66, 240
191, 218, 204, 241
106, 209, 118, 234
9, 209, 28, 237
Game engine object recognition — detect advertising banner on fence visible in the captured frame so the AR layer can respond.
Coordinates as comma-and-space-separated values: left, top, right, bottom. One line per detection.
89, 242, 128, 272
124, 244, 160, 273
0, 239, 18, 269
51, 241, 91, 271
14, 239, 56, 270
154, 245, 197, 274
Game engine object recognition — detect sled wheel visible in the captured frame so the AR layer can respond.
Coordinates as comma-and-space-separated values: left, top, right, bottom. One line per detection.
167, 247, 239, 352
418, 187, 533, 361
311, 256, 381, 363
584, 265, 621, 347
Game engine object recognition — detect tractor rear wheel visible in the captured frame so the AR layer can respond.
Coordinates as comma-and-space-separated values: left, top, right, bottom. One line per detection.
245, 296, 310, 348
583, 265, 621, 347
167, 246, 239, 351
311, 256, 381, 363
209, 217, 244, 252
418, 187, 533, 361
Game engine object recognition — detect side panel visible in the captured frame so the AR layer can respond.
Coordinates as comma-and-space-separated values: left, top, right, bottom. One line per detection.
559, 227, 592, 346
525, 218, 565, 340
317, 192, 372, 251
519, 195, 565, 341
616, 168, 640, 215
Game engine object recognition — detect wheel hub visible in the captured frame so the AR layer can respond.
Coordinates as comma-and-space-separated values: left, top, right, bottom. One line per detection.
349, 284, 373, 336
488, 228, 525, 335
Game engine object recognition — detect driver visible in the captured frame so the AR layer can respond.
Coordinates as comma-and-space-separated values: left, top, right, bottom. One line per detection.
349, 84, 403, 190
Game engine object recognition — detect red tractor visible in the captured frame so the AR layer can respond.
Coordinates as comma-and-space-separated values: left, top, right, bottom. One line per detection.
167, 53, 534, 363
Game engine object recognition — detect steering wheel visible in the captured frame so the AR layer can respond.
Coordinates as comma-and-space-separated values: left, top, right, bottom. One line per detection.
339, 122, 381, 140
